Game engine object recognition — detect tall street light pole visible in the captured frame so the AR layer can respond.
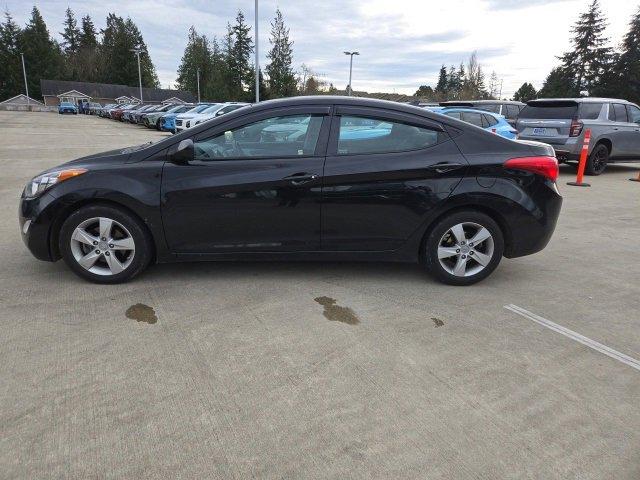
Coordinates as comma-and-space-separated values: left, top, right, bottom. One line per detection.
196, 67, 201, 103
20, 53, 29, 105
131, 48, 143, 103
254, 0, 259, 103
344, 51, 359, 96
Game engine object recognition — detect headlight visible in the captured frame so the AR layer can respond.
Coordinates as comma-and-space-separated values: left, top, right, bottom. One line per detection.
23, 168, 87, 198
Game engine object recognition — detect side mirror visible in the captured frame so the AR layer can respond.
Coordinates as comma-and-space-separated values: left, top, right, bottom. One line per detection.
171, 139, 194, 165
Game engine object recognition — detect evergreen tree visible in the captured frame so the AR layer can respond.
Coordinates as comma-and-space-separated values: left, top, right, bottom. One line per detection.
77, 15, 99, 82
176, 26, 213, 99
539, 66, 575, 97
17, 7, 64, 99
558, 0, 613, 96
229, 10, 254, 101
248, 67, 269, 101
209, 36, 229, 100
0, 10, 23, 100
265, 9, 297, 98
446, 65, 460, 98
434, 65, 448, 95
61, 8, 81, 80
613, 6, 640, 103
414, 85, 434, 98
513, 82, 537, 102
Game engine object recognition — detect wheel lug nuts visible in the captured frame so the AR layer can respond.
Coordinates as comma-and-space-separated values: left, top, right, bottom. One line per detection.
469, 242, 474, 247
109, 244, 114, 248
469, 251, 474, 255
93, 241, 98, 245
456, 249, 460, 253
95, 250, 100, 254
101, 237, 106, 241
105, 252, 110, 256
461, 254, 467, 259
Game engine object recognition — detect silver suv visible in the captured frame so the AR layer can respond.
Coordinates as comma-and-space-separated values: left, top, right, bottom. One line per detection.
517, 98, 640, 175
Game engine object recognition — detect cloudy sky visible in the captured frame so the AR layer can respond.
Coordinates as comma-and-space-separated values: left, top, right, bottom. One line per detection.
4, 0, 638, 97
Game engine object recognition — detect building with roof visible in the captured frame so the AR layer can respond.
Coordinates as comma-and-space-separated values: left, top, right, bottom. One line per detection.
40, 80, 196, 107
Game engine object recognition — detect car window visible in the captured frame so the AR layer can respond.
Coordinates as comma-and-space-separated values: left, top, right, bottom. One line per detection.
483, 114, 499, 127
337, 115, 443, 155
217, 105, 245, 116
194, 114, 324, 161
476, 104, 500, 114
444, 111, 462, 120
613, 104, 628, 122
626, 105, 640, 123
505, 105, 520, 118
579, 103, 604, 120
462, 112, 484, 127
519, 104, 578, 119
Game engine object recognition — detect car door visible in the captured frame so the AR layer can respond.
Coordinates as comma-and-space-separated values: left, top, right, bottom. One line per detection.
321, 106, 467, 252
608, 103, 637, 159
625, 104, 640, 159
161, 106, 331, 254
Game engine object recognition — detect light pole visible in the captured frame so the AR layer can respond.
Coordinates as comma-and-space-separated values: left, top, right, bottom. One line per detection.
20, 53, 29, 105
131, 48, 143, 103
254, 0, 259, 103
344, 51, 359, 96
196, 67, 201, 103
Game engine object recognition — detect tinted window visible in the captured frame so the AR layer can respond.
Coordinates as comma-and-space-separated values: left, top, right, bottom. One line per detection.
194, 114, 324, 160
483, 114, 499, 127
626, 105, 640, 123
505, 105, 520, 118
613, 104, 628, 122
579, 103, 604, 120
444, 111, 462, 120
475, 104, 500, 113
337, 115, 443, 155
216, 105, 246, 116
462, 112, 484, 127
519, 104, 578, 119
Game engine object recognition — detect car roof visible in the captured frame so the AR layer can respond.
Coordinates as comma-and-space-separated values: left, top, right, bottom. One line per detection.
440, 100, 524, 106
439, 107, 504, 116
528, 97, 632, 105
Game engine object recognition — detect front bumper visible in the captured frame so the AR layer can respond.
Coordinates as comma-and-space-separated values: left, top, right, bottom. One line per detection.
19, 192, 60, 261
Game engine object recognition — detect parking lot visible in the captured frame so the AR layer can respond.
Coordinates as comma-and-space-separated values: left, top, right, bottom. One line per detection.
1, 111, 639, 478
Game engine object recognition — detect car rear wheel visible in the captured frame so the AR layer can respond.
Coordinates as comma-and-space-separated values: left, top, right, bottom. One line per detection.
59, 204, 153, 284
423, 211, 504, 286
585, 143, 608, 176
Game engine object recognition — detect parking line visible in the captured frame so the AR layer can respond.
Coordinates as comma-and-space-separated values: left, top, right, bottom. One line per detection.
504, 304, 640, 372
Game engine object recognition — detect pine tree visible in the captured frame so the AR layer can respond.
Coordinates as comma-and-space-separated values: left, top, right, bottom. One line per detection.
414, 85, 434, 98
613, 6, 640, 103
513, 82, 537, 102
77, 15, 98, 82
176, 26, 213, 98
539, 66, 575, 97
0, 10, 23, 100
434, 64, 448, 99
61, 8, 81, 80
559, 0, 613, 95
17, 7, 64, 99
230, 10, 254, 101
265, 9, 296, 98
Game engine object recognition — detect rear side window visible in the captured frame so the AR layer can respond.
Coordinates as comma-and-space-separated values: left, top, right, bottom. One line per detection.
476, 104, 500, 114
626, 105, 640, 123
518, 104, 578, 119
462, 112, 484, 127
578, 103, 604, 120
483, 114, 498, 127
337, 115, 444, 155
613, 104, 628, 122
504, 105, 520, 119
444, 111, 462, 120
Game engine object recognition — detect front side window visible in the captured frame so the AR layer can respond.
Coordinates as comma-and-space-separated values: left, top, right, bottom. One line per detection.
194, 114, 324, 161
626, 105, 640, 123
613, 104, 628, 123
337, 115, 443, 155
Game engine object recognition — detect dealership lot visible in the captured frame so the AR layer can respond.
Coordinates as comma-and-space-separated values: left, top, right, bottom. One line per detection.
1, 111, 639, 478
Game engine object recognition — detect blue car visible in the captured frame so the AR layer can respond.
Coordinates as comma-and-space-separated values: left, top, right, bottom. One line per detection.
161, 104, 212, 133
425, 106, 517, 139
58, 102, 78, 115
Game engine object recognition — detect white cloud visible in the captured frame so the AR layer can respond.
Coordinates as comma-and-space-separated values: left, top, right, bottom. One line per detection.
6, 0, 638, 97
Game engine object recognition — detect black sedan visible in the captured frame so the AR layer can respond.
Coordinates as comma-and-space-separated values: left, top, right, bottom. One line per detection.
19, 96, 562, 285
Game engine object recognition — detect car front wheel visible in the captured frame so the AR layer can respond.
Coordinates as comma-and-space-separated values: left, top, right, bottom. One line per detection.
423, 211, 504, 286
59, 204, 153, 284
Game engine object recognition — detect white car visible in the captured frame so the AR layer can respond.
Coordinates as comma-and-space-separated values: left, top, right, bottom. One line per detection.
174, 104, 218, 133
175, 102, 249, 133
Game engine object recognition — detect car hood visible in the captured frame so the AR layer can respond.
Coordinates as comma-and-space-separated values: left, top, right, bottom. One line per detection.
53, 143, 154, 170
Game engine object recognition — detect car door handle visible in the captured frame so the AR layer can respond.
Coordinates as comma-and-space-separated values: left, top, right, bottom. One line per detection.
283, 173, 318, 185
425, 162, 465, 174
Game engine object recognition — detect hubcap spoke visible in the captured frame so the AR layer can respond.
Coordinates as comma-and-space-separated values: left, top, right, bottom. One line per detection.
104, 253, 125, 274
99, 217, 113, 239
472, 250, 491, 267
453, 255, 467, 276
72, 228, 98, 246
438, 246, 459, 259
78, 250, 101, 269
469, 227, 491, 246
450, 223, 466, 244
110, 236, 134, 251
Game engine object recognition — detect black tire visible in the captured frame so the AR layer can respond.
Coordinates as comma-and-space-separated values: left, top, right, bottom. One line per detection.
423, 210, 504, 286
585, 143, 608, 176
58, 204, 153, 284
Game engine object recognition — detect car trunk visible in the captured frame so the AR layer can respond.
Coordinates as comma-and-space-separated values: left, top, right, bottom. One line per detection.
516, 101, 578, 145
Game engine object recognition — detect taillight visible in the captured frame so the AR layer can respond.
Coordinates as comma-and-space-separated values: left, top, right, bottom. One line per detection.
569, 117, 583, 137
503, 156, 559, 182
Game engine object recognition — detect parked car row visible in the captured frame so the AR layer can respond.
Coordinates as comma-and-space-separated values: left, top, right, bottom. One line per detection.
91, 101, 250, 133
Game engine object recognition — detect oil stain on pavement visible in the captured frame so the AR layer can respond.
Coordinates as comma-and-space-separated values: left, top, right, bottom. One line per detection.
314, 296, 360, 325
125, 303, 158, 324
432, 317, 445, 327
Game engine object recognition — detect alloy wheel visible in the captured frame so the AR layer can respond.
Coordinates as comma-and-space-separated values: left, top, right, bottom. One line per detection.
69, 217, 135, 276
437, 222, 495, 277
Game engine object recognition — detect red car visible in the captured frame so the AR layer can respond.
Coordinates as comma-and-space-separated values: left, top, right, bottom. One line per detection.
110, 104, 138, 121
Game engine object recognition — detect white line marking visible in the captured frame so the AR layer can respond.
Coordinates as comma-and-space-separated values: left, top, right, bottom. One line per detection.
504, 304, 640, 372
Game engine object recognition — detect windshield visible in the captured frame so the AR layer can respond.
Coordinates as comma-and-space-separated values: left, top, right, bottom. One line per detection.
188, 104, 212, 114
519, 104, 578, 119
201, 103, 223, 114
